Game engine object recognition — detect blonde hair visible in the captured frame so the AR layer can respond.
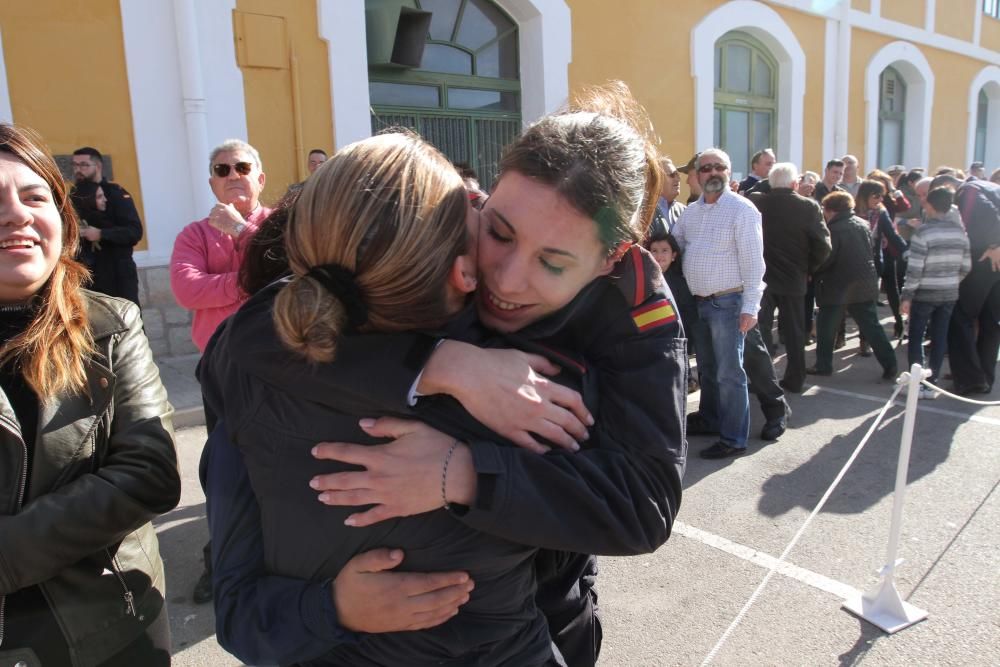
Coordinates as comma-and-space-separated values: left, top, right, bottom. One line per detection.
273, 132, 469, 363
0, 124, 95, 398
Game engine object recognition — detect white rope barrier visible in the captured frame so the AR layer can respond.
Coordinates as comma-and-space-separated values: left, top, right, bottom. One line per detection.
702, 365, 999, 662
699, 383, 905, 666
918, 379, 1000, 406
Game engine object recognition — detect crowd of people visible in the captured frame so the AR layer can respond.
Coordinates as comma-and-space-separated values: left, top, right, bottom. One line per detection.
0, 76, 998, 665
647, 148, 998, 459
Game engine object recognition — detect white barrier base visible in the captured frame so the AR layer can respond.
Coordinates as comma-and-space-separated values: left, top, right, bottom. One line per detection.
842, 575, 928, 634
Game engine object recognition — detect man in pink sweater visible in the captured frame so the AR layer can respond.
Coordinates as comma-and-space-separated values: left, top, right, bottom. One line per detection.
170, 138, 272, 604
171, 139, 273, 352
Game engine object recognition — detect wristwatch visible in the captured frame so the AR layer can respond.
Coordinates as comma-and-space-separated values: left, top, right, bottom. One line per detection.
233, 221, 247, 236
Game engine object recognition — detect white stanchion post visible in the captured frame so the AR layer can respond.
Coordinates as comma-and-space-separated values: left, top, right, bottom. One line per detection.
842, 363, 929, 633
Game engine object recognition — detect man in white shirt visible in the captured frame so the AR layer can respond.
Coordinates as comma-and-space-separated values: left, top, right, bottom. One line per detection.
673, 149, 766, 459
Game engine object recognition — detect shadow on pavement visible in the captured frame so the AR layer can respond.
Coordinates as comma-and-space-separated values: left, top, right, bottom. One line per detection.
836, 617, 885, 666
757, 399, 958, 517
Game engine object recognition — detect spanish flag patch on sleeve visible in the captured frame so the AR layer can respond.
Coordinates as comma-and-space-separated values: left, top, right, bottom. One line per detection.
632, 299, 677, 332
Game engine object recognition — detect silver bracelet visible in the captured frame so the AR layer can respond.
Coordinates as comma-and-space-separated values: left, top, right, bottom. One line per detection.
441, 440, 461, 511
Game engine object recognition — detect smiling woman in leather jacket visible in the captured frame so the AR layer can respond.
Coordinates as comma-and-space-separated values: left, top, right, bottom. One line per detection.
0, 124, 180, 667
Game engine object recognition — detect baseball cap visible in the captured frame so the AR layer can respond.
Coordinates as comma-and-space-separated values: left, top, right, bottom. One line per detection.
677, 152, 702, 174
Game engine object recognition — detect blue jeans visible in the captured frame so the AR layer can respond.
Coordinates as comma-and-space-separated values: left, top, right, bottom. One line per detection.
907, 300, 954, 382
692, 292, 750, 448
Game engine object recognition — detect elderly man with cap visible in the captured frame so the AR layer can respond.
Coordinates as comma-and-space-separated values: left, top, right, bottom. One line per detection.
678, 152, 703, 204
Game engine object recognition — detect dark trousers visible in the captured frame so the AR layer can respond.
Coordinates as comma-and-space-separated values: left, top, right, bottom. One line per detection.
744, 325, 788, 421
200, 394, 219, 579
947, 282, 1000, 392
759, 290, 807, 392
906, 300, 954, 382
535, 552, 601, 667
815, 301, 897, 374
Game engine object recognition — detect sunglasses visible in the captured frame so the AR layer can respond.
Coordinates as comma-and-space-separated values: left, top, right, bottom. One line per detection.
212, 162, 253, 178
698, 163, 729, 174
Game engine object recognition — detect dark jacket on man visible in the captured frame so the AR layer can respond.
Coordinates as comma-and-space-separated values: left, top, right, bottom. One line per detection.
813, 211, 880, 306
0, 292, 179, 667
955, 179, 1000, 316
70, 180, 144, 305
812, 181, 846, 204
750, 187, 832, 295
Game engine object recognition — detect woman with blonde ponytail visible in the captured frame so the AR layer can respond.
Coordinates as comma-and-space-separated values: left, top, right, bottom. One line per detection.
0, 124, 179, 666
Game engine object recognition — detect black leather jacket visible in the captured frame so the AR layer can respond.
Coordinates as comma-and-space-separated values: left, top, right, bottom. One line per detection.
0, 291, 180, 667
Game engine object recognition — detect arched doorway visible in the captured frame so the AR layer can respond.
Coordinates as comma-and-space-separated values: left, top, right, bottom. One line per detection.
877, 66, 906, 168
368, 0, 521, 189
713, 30, 778, 180
863, 42, 933, 173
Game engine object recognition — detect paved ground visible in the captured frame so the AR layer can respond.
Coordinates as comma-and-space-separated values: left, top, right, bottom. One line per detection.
157, 323, 999, 666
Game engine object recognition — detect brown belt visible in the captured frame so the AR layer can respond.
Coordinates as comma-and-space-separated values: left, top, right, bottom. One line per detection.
697, 286, 743, 300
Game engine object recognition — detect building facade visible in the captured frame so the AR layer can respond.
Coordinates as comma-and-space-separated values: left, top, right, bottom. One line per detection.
0, 0, 997, 357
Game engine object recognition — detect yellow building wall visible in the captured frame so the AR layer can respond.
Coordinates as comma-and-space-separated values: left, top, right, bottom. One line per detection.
934, 0, 974, 42
848, 27, 987, 171
982, 15, 1000, 53
853, 0, 872, 12
880, 0, 924, 28
1, 0, 147, 249
566, 0, 704, 166
567, 0, 827, 173
234, 0, 333, 206
769, 5, 827, 172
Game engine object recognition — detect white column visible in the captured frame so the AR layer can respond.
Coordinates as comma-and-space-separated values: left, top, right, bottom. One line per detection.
318, 0, 372, 149
871, 0, 882, 17
822, 18, 838, 165
501, 0, 572, 122
120, 0, 196, 266
834, 5, 852, 158
173, 0, 215, 217
924, 0, 936, 33
0, 27, 12, 124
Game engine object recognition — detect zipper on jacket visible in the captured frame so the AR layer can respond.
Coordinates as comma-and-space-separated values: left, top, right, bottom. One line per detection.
106, 549, 137, 617
0, 416, 29, 647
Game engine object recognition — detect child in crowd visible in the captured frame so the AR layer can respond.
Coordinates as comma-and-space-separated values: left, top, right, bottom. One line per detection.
900, 187, 971, 399
648, 231, 698, 393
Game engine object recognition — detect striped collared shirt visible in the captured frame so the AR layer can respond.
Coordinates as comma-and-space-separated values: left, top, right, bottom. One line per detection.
672, 189, 766, 315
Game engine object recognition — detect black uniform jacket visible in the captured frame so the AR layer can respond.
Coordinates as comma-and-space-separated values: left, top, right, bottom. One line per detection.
200, 246, 686, 663
208, 245, 686, 553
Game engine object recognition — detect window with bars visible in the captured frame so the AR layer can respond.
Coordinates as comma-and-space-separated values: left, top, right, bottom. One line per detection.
368, 0, 521, 190
985, 0, 1000, 20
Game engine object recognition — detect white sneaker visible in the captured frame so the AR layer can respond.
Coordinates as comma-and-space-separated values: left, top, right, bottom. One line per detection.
919, 386, 938, 400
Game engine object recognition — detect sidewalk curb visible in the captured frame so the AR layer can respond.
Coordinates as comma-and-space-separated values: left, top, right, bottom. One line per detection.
173, 405, 206, 429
